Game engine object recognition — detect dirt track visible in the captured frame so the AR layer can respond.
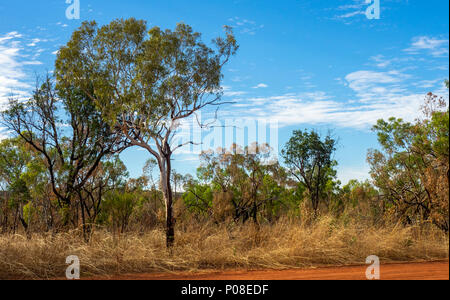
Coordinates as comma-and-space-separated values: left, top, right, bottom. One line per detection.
90, 261, 449, 280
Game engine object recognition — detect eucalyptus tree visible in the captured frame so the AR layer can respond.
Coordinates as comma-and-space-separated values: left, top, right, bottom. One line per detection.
1, 77, 130, 240
55, 18, 238, 247
282, 130, 337, 216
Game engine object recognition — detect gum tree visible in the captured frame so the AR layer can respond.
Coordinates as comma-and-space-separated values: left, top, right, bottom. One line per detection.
55, 18, 238, 247
282, 130, 337, 216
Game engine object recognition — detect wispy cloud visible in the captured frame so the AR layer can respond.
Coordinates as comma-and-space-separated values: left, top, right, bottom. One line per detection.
252, 83, 268, 89
222, 85, 247, 97
227, 17, 264, 35
56, 22, 69, 28
331, 0, 367, 22
0, 31, 22, 42
26, 38, 47, 47
222, 69, 447, 130
224, 91, 425, 130
0, 32, 32, 109
369, 55, 418, 69
344, 70, 409, 101
405, 36, 449, 57
414, 79, 443, 89
0, 31, 44, 140
370, 55, 393, 68
336, 10, 365, 19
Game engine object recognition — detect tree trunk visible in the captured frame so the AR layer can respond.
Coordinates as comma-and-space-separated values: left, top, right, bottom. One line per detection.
80, 200, 89, 242
160, 155, 175, 248
312, 191, 320, 218
252, 199, 258, 224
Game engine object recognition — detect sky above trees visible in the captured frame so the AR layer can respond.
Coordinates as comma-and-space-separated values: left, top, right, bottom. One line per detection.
0, 0, 448, 183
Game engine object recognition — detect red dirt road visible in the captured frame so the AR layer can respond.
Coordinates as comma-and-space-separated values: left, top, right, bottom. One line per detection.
91, 261, 449, 280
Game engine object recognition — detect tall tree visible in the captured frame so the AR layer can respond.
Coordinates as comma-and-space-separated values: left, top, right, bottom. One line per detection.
282, 130, 337, 216
55, 18, 238, 247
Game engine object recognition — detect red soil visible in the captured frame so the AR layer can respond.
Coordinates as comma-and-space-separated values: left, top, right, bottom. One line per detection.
87, 261, 449, 280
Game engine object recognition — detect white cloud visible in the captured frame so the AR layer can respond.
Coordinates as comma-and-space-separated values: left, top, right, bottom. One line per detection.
405, 36, 449, 57
228, 17, 264, 35
226, 92, 426, 130
222, 68, 445, 130
0, 32, 32, 109
22, 61, 43, 66
344, 70, 409, 101
345, 70, 403, 85
0, 31, 43, 140
336, 10, 365, 19
252, 83, 268, 89
231, 75, 250, 83
369, 55, 418, 69
370, 55, 392, 68
222, 85, 247, 97
27, 38, 45, 47
414, 79, 442, 89
0, 31, 22, 43
331, 0, 366, 22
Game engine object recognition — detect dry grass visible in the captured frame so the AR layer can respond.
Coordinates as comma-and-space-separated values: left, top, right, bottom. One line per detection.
0, 217, 448, 279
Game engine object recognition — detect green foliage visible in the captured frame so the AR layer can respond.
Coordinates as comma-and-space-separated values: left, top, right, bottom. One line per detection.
368, 82, 449, 231
0, 138, 36, 209
55, 18, 238, 139
282, 130, 338, 214
183, 181, 213, 215
1, 76, 129, 210
100, 191, 142, 233
22, 202, 35, 225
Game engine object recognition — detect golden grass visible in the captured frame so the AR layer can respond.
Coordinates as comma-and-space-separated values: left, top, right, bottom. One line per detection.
0, 217, 448, 279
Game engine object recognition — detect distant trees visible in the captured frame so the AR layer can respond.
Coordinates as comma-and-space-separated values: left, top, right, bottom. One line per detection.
79, 155, 130, 235
55, 18, 238, 247
333, 179, 382, 223
185, 143, 292, 224
0, 137, 35, 234
182, 175, 214, 219
282, 130, 337, 216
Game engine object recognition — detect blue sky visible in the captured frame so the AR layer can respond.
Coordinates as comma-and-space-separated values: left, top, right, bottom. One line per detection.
0, 0, 449, 184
